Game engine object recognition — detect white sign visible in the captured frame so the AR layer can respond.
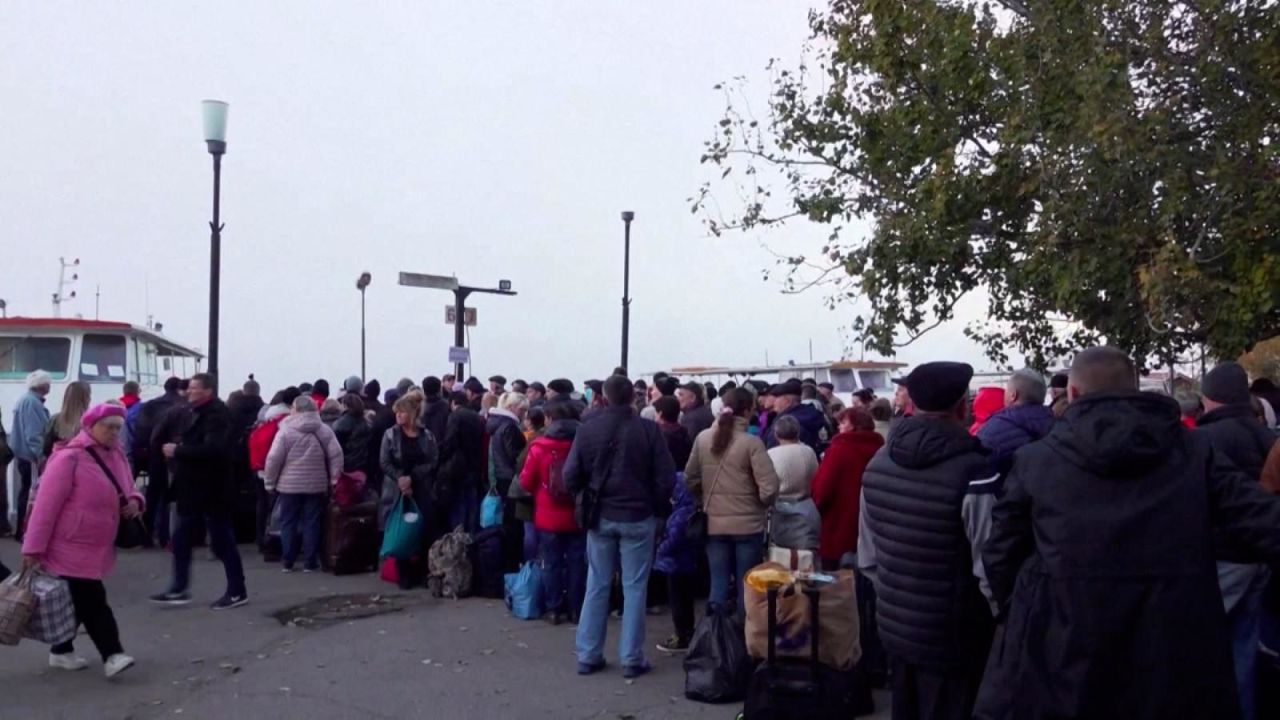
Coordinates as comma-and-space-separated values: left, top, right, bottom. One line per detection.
398, 272, 459, 291
445, 306, 477, 326
448, 346, 470, 364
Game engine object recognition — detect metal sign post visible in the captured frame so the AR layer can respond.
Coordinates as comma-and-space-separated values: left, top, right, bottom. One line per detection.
398, 272, 515, 380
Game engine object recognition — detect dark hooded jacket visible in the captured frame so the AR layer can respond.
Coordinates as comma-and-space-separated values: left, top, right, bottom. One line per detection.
975, 402, 1055, 478
439, 404, 485, 496
763, 402, 828, 452
678, 403, 715, 441
976, 392, 1280, 720
859, 416, 996, 670
420, 395, 450, 447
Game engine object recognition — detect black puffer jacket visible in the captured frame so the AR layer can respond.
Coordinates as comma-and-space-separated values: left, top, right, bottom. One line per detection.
860, 416, 993, 669
976, 392, 1280, 720
332, 411, 372, 472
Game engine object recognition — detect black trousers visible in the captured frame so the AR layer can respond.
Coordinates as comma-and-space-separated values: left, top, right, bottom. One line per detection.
14, 459, 34, 539
51, 578, 123, 662
889, 656, 983, 720
667, 571, 698, 642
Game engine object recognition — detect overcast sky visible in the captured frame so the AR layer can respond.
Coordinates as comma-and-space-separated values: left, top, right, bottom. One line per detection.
1, 1, 990, 394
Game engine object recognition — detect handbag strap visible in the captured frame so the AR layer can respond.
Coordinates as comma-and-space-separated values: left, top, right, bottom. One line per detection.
85, 446, 129, 503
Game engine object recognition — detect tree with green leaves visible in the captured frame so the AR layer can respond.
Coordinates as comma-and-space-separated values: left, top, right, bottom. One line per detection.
695, 0, 1279, 369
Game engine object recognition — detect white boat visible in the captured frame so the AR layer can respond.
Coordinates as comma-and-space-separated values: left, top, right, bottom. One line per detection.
1, 317, 203, 527
662, 359, 907, 405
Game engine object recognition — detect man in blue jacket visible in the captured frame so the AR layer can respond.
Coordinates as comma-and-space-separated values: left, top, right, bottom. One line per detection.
8, 370, 52, 541
762, 379, 827, 452
565, 374, 675, 680
976, 368, 1054, 479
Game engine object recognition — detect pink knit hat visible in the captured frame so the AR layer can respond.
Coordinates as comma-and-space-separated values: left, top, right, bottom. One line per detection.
81, 402, 126, 429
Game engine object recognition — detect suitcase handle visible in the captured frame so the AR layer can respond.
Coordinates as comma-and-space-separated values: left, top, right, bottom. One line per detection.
766, 586, 778, 668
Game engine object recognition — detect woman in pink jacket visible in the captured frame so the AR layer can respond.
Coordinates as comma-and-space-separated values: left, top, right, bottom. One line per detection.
264, 395, 343, 572
21, 402, 144, 679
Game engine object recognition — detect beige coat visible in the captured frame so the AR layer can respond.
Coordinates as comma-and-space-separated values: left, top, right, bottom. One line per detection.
685, 417, 779, 536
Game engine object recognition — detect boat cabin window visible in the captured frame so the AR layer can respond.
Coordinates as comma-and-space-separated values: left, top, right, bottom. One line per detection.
830, 369, 858, 393
858, 370, 890, 391
80, 334, 128, 382
0, 336, 72, 380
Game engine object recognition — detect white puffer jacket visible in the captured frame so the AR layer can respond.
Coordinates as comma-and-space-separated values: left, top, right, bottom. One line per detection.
264, 412, 343, 494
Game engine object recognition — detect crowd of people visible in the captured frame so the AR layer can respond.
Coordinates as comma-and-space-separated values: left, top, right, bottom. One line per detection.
3, 352, 1280, 720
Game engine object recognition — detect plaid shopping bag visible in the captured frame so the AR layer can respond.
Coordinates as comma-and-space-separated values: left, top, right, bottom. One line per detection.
23, 572, 76, 645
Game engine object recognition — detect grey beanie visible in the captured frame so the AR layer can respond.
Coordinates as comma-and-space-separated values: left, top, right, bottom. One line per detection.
1201, 362, 1251, 405
343, 375, 363, 394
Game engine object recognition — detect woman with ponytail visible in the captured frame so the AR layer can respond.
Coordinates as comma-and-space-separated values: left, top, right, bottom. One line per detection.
684, 388, 779, 612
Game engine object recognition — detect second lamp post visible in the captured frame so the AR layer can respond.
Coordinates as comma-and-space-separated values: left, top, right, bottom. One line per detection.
620, 210, 635, 374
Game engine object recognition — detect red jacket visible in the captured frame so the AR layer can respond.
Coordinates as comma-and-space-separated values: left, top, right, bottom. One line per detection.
518, 435, 578, 533
810, 430, 884, 562
969, 386, 1005, 435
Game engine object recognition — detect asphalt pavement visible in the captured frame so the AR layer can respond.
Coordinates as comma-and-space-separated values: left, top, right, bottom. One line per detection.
0, 544, 889, 720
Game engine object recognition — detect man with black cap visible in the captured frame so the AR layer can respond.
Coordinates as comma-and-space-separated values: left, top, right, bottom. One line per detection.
439, 390, 486, 531
511, 379, 528, 395
527, 381, 547, 409
583, 380, 606, 421
976, 348, 1280, 720
420, 376, 450, 444
464, 377, 486, 411
761, 379, 827, 452
818, 381, 846, 415
1197, 361, 1277, 718
858, 361, 998, 720
676, 381, 715, 439
489, 375, 507, 396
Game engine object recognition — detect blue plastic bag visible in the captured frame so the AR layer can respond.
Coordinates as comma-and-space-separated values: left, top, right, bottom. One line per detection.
504, 562, 545, 620
480, 487, 503, 529
379, 495, 424, 560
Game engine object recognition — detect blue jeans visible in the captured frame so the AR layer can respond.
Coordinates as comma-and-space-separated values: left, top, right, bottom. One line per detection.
523, 521, 539, 563
278, 493, 326, 569
707, 533, 764, 612
540, 530, 587, 619
170, 512, 246, 598
1229, 584, 1264, 720
576, 517, 656, 668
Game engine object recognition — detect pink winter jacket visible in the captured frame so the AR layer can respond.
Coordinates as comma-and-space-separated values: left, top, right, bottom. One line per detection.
21, 431, 144, 580
264, 412, 343, 495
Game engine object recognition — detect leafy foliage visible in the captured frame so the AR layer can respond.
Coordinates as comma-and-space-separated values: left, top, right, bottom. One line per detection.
694, 0, 1280, 369
1240, 335, 1280, 381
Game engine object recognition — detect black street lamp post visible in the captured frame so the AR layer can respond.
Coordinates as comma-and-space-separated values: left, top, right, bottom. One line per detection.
357, 272, 372, 380
202, 100, 229, 377
620, 211, 635, 373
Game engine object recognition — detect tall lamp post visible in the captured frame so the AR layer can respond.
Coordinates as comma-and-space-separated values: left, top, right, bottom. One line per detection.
357, 272, 372, 380
202, 99, 229, 377
619, 211, 635, 373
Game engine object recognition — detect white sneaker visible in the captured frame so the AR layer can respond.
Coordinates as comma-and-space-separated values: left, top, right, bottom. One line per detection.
104, 653, 135, 678
49, 654, 89, 671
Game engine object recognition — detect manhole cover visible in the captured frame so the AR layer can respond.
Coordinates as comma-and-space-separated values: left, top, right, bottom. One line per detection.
272, 593, 417, 629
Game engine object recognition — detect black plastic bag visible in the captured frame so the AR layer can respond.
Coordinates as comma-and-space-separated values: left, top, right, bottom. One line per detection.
684, 603, 752, 703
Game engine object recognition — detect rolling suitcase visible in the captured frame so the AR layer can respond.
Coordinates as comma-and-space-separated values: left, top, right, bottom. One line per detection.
742, 584, 871, 719
325, 499, 379, 575
470, 526, 506, 599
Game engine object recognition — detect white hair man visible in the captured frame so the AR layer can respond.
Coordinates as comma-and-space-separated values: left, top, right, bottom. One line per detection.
5, 370, 53, 539
975, 368, 1055, 479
